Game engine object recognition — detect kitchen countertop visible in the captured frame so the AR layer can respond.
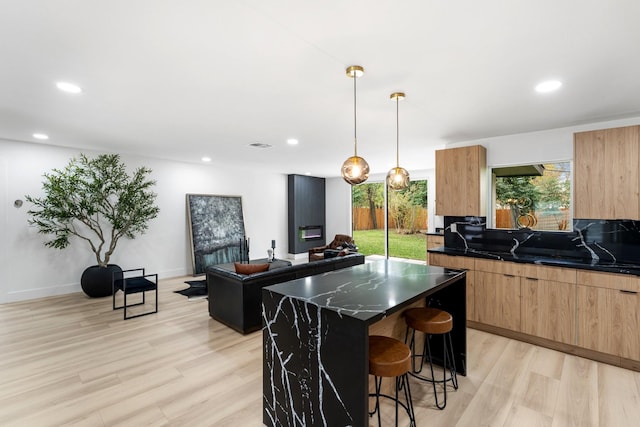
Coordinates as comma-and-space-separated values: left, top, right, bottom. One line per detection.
429, 246, 640, 276
263, 259, 465, 323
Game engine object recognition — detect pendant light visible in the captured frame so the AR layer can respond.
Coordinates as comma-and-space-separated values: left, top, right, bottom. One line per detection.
341, 65, 370, 185
386, 92, 410, 191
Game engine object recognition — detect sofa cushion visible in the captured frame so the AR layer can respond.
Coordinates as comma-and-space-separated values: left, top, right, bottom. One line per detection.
234, 262, 270, 275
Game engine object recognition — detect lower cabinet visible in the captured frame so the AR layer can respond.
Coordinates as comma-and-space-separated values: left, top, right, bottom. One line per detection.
474, 259, 522, 331
428, 252, 640, 368
475, 271, 521, 331
621, 290, 640, 361
577, 271, 640, 361
577, 284, 622, 355
426, 234, 444, 265
520, 264, 576, 345
521, 278, 575, 345
429, 253, 475, 321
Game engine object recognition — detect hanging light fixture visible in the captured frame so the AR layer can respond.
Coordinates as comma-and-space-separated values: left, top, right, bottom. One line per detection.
386, 92, 410, 191
341, 65, 370, 185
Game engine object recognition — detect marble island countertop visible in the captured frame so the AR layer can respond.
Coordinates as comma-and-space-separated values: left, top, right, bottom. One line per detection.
429, 246, 640, 276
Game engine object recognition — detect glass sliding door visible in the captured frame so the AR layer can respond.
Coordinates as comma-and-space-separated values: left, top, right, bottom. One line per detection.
387, 180, 427, 261
352, 182, 385, 257
351, 179, 428, 262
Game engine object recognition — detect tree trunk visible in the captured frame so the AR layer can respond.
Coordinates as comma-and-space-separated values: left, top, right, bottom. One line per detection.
367, 187, 378, 229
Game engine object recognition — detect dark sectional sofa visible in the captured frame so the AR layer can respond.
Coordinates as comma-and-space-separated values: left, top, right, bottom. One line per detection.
206, 253, 365, 334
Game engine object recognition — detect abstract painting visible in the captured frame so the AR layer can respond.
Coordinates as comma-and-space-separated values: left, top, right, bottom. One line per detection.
186, 194, 246, 275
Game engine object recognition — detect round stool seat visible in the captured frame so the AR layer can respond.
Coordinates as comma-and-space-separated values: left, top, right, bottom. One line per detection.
404, 307, 453, 335
369, 335, 411, 378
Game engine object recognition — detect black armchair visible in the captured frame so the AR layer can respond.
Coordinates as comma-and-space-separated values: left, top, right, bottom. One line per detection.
308, 234, 356, 261
112, 268, 158, 320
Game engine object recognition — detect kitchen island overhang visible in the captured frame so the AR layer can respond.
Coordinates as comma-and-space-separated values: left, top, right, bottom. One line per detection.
262, 260, 467, 426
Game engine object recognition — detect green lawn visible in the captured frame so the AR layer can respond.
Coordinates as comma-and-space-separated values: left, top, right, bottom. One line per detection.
353, 229, 426, 261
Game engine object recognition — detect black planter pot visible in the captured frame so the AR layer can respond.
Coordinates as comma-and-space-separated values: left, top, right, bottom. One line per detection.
81, 264, 122, 298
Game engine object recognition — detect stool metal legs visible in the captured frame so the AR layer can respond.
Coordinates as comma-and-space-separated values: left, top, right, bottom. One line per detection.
405, 327, 458, 410
369, 374, 416, 427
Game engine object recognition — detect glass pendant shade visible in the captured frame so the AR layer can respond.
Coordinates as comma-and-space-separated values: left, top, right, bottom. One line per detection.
341, 65, 369, 185
387, 166, 410, 190
342, 155, 370, 185
387, 91, 410, 191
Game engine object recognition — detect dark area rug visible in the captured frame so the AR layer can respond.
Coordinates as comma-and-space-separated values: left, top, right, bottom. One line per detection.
175, 280, 207, 300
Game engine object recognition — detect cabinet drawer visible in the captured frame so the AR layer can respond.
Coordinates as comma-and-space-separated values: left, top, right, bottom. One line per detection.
429, 253, 474, 270
520, 264, 576, 283
427, 235, 444, 250
577, 270, 640, 292
475, 258, 521, 276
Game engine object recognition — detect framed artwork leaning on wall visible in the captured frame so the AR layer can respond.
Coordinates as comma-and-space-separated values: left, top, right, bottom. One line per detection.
186, 194, 246, 275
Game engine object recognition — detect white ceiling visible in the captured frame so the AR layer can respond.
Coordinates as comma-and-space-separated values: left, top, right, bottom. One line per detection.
2, 0, 640, 178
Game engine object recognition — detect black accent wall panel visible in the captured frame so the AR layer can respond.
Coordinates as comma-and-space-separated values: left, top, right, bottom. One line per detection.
287, 174, 326, 254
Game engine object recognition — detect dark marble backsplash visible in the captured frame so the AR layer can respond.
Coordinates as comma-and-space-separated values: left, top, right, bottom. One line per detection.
443, 216, 640, 265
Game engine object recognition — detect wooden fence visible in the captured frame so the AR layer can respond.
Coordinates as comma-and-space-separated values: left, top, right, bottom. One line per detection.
355, 208, 568, 231
353, 207, 428, 231
496, 208, 570, 230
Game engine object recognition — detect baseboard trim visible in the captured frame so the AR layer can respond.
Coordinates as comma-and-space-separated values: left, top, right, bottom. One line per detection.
3, 267, 190, 304
467, 320, 634, 372
6, 282, 81, 303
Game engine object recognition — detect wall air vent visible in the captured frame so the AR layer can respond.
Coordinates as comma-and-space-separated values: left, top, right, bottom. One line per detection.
249, 143, 272, 148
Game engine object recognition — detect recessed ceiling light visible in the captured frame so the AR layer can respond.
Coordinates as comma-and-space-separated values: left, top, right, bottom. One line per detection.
56, 81, 83, 94
201, 157, 211, 162
249, 142, 272, 149
305, 172, 311, 175
535, 80, 562, 93
33, 133, 49, 140
287, 138, 299, 145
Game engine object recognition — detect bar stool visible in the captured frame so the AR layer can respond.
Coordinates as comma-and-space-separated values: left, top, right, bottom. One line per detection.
369, 335, 417, 427
404, 307, 458, 409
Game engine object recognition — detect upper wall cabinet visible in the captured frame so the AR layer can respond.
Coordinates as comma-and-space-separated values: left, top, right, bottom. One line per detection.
435, 145, 487, 216
574, 125, 640, 220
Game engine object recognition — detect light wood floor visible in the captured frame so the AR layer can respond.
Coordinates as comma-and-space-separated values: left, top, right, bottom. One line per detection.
1, 275, 640, 426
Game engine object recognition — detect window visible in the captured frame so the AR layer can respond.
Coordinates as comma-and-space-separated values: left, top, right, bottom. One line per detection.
492, 162, 571, 231
351, 180, 428, 261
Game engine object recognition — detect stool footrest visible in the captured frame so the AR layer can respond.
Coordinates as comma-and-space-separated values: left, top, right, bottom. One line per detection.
409, 370, 458, 387
368, 393, 412, 417
369, 374, 416, 427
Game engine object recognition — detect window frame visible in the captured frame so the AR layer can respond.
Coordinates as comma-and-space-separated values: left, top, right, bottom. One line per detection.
488, 160, 574, 232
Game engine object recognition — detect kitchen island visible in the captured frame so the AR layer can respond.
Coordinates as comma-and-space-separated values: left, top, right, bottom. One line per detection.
262, 259, 467, 426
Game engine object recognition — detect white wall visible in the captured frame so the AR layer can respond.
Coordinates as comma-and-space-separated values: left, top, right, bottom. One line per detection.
0, 140, 288, 303
6, 116, 640, 303
448, 116, 640, 167
324, 115, 640, 236
325, 177, 352, 239
444, 116, 640, 225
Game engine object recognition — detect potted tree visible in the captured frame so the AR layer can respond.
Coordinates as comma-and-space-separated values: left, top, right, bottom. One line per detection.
26, 153, 160, 297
